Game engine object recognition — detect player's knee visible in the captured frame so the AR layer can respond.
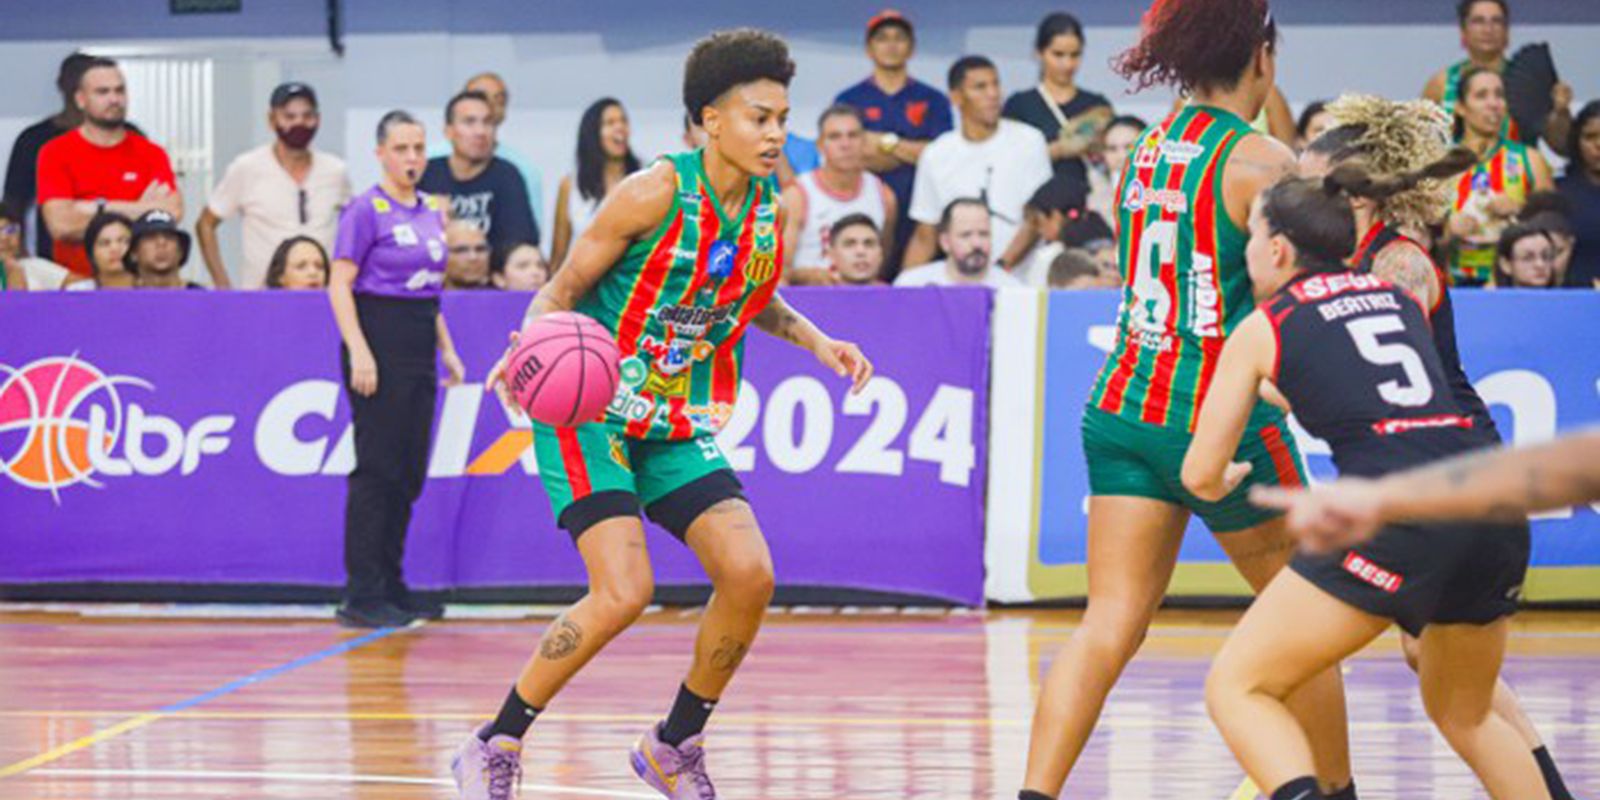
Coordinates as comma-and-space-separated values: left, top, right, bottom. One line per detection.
1422, 691, 1491, 740
1076, 603, 1152, 663
591, 577, 655, 630
713, 553, 775, 608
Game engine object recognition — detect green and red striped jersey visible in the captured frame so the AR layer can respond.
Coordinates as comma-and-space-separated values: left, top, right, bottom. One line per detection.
576, 150, 783, 441
1450, 137, 1535, 285
1089, 105, 1257, 432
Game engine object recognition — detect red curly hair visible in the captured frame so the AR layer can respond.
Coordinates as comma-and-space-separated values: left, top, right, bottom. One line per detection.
1114, 0, 1278, 95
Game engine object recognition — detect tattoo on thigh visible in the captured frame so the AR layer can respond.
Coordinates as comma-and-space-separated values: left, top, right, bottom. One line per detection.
710, 636, 749, 671
539, 616, 584, 660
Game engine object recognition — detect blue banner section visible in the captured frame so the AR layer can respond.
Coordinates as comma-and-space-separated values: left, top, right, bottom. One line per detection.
1035, 290, 1600, 592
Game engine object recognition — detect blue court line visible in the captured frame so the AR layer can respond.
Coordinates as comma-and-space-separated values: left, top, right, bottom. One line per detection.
0, 624, 411, 778
157, 625, 409, 713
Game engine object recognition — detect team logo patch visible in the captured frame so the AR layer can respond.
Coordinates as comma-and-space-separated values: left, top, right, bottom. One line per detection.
1342, 552, 1404, 593
707, 240, 738, 279
426, 238, 445, 263
906, 101, 928, 128
608, 434, 631, 471
744, 250, 777, 284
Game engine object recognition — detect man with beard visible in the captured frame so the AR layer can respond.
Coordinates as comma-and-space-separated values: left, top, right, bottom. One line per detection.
196, 82, 351, 289
894, 197, 1020, 287
37, 57, 183, 279
419, 90, 538, 257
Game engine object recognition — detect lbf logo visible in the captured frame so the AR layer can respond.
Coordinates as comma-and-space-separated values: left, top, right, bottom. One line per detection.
0, 354, 234, 503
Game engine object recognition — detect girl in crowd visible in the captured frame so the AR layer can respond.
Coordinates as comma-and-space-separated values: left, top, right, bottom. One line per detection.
85, 211, 135, 290
265, 235, 330, 290
550, 97, 641, 270
1445, 67, 1553, 286
490, 241, 549, 292
1003, 12, 1113, 187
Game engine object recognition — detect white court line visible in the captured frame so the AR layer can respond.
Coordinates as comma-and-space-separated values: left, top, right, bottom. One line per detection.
27, 768, 658, 798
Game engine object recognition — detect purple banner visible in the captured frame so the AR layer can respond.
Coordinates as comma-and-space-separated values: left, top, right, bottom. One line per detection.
0, 288, 990, 604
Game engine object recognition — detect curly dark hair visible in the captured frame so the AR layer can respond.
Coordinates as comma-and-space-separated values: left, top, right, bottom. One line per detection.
683, 28, 795, 125
1114, 0, 1277, 95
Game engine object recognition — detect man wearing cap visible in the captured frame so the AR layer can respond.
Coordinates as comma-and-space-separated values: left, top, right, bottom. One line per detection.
37, 56, 184, 281
128, 209, 202, 290
834, 9, 954, 277
196, 82, 352, 289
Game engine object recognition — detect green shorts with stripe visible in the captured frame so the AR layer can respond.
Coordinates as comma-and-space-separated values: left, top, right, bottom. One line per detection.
531, 419, 739, 539
1081, 404, 1306, 533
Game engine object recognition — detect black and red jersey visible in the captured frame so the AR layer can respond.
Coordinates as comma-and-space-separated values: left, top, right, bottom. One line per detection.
1351, 223, 1498, 441
1263, 271, 1486, 478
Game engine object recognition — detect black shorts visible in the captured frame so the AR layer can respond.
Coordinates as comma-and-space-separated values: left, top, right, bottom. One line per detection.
557, 469, 746, 544
1290, 519, 1529, 637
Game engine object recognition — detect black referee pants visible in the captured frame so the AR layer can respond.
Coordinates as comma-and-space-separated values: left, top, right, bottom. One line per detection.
341, 296, 438, 609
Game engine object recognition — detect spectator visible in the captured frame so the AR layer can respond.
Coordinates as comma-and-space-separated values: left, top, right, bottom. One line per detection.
264, 235, 330, 290
894, 197, 1021, 288
0, 198, 82, 291
551, 98, 641, 270
1522, 211, 1574, 285
1059, 207, 1118, 279
4, 52, 96, 261
904, 56, 1051, 271
1445, 67, 1553, 286
444, 220, 492, 290
491, 241, 549, 292
196, 82, 351, 289
1086, 114, 1145, 224
1422, 0, 1573, 152
1003, 13, 1113, 188
84, 211, 135, 290
1295, 100, 1334, 152
1557, 100, 1600, 287
419, 91, 538, 256
779, 130, 821, 188
37, 57, 183, 279
835, 10, 954, 272
1013, 175, 1089, 287
1494, 224, 1558, 287
781, 104, 896, 284
127, 210, 201, 290
1049, 247, 1118, 290
826, 213, 888, 286
328, 110, 464, 628
460, 72, 545, 235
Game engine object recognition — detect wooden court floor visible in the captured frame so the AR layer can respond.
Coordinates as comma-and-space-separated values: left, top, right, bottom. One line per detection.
0, 606, 1595, 799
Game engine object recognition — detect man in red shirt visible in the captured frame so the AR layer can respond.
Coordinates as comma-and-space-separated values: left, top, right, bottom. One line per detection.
38, 57, 183, 278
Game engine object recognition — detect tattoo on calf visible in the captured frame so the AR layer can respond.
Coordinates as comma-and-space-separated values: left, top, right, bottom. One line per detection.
710, 636, 750, 671
539, 616, 584, 660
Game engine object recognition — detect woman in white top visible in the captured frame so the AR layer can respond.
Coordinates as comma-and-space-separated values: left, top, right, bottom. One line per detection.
549, 97, 641, 271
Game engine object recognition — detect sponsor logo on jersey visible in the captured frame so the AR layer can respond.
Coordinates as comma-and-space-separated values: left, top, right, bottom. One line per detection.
392, 223, 418, 246
1292, 272, 1385, 301
1122, 181, 1188, 214
608, 433, 631, 471
1342, 552, 1404, 593
707, 240, 738, 279
1159, 140, 1204, 165
1188, 259, 1221, 337
1371, 414, 1475, 436
653, 303, 735, 339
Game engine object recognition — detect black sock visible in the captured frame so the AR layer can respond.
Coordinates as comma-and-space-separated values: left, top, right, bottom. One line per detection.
1326, 781, 1357, 800
659, 683, 717, 746
1533, 746, 1575, 800
1018, 791, 1054, 800
481, 686, 542, 741
1271, 776, 1325, 800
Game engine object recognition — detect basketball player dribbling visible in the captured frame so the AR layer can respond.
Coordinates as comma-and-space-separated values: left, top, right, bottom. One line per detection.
454, 29, 873, 800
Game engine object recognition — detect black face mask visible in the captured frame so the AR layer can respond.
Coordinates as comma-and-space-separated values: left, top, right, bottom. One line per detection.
275, 124, 317, 149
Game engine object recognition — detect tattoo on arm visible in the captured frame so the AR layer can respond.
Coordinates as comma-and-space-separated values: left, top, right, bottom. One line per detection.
710, 636, 750, 672
1372, 246, 1437, 309
753, 297, 807, 346
538, 615, 584, 660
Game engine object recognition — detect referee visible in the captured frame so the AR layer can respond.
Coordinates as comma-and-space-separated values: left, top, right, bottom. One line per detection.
328, 110, 465, 628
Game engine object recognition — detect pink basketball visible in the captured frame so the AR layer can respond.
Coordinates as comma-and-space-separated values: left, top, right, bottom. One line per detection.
505, 312, 621, 427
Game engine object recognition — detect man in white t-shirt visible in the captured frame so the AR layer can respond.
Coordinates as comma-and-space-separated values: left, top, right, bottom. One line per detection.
196, 83, 351, 289
781, 104, 897, 285
903, 55, 1051, 271
894, 197, 1021, 288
